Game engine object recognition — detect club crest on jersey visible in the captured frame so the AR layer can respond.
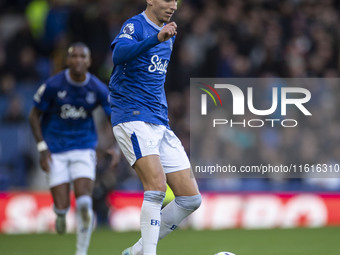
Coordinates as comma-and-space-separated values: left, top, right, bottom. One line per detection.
86, 92, 96, 104
148, 55, 168, 74
60, 104, 87, 119
57, 90, 67, 99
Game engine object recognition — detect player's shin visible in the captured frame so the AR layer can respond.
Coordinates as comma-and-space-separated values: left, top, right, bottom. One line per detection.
53, 205, 69, 234
75, 195, 94, 255
159, 194, 202, 239
132, 194, 202, 255
140, 191, 165, 255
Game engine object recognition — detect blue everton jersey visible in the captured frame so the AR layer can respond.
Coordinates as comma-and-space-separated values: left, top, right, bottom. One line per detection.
33, 69, 111, 153
109, 12, 175, 127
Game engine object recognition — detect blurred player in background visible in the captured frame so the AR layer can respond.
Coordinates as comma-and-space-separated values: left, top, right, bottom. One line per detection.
29, 42, 113, 255
109, 1, 201, 255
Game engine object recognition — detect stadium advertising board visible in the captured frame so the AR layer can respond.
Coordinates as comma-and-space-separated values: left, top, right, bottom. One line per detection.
0, 192, 340, 233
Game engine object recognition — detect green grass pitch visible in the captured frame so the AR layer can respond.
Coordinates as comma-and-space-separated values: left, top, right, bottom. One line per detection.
0, 227, 339, 255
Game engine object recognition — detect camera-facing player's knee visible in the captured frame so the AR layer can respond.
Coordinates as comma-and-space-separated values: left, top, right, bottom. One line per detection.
175, 193, 202, 212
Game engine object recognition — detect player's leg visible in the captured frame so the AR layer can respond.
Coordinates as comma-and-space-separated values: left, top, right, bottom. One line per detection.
48, 152, 71, 235
113, 122, 166, 255
131, 169, 201, 255
70, 149, 96, 255
130, 128, 201, 255
133, 155, 167, 255
158, 128, 201, 241
73, 178, 95, 255
51, 183, 70, 234
159, 168, 201, 240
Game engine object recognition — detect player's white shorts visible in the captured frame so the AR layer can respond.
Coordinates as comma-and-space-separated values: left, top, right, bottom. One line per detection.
113, 121, 191, 173
48, 149, 96, 188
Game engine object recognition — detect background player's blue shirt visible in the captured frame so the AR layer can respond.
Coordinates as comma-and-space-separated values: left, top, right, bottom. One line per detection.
109, 12, 175, 127
33, 69, 111, 153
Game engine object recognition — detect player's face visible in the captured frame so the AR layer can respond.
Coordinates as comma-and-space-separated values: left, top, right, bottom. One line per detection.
147, 0, 177, 26
67, 46, 91, 78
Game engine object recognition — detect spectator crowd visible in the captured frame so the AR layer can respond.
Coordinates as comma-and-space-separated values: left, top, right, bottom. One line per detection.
1, 0, 340, 192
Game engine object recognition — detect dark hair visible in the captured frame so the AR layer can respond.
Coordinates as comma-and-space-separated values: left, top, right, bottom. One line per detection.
67, 42, 90, 56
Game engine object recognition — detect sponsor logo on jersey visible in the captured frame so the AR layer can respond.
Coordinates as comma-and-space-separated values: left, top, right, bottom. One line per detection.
148, 55, 168, 74
57, 90, 67, 99
60, 104, 87, 119
86, 92, 96, 104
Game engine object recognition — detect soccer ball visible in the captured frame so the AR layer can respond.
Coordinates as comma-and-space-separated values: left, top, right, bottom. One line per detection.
214, 252, 236, 255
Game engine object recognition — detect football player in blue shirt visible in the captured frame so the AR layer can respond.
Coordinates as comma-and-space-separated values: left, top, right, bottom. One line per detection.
110, 1, 201, 255
29, 42, 112, 255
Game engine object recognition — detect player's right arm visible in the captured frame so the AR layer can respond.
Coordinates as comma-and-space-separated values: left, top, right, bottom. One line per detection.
29, 83, 53, 172
112, 20, 177, 65
29, 107, 52, 172
157, 22, 177, 42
